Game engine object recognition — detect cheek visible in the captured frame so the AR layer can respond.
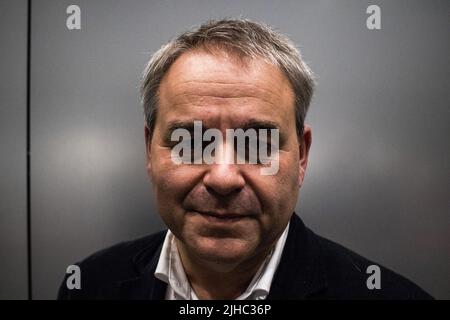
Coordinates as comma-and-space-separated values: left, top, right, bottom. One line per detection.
249, 153, 300, 218
279, 153, 301, 191
150, 149, 204, 206
150, 156, 206, 234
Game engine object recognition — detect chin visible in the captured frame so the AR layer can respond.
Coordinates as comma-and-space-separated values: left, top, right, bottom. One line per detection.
190, 236, 257, 267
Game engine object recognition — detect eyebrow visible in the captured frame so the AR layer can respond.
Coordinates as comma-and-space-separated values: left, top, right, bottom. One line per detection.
166, 119, 279, 131
162, 119, 281, 142
166, 120, 196, 133
163, 120, 195, 143
239, 119, 280, 131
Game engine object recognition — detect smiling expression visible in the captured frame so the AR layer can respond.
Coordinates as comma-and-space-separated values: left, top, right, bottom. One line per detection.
146, 49, 311, 270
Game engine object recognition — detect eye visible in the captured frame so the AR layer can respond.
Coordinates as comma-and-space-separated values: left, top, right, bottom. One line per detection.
234, 133, 272, 164
178, 140, 212, 163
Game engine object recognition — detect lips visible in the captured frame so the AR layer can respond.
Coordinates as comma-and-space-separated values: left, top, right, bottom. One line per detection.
192, 210, 252, 221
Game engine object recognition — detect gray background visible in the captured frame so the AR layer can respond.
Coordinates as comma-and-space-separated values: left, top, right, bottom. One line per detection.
0, 0, 448, 299
0, 0, 28, 300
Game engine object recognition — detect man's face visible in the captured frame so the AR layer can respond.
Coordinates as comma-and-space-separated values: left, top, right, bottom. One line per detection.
146, 50, 311, 270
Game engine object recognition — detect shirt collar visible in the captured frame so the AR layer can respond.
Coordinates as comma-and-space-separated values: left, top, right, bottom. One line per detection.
154, 223, 290, 300
154, 231, 193, 299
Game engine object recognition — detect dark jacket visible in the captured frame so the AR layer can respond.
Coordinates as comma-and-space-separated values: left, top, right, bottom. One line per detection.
57, 213, 433, 299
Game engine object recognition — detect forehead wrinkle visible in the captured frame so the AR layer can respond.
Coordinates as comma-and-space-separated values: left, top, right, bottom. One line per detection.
169, 80, 287, 101
163, 81, 291, 111
169, 94, 282, 110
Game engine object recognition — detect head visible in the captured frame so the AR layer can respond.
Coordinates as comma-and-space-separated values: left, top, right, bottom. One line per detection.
141, 19, 314, 271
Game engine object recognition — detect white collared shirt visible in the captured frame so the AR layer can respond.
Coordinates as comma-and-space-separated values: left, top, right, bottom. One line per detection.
154, 223, 289, 300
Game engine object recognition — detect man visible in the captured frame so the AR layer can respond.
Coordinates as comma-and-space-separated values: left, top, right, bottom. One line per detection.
58, 19, 432, 300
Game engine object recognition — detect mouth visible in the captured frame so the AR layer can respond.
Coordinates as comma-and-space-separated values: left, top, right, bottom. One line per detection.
191, 210, 252, 223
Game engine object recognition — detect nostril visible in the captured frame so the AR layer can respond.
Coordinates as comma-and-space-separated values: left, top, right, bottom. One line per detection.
205, 183, 240, 196
205, 184, 243, 197
203, 175, 245, 196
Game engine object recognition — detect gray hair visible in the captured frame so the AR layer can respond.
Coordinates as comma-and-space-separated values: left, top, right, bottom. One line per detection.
140, 18, 315, 137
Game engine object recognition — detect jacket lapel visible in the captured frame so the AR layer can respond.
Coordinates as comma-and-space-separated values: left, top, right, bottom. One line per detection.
115, 233, 168, 300
267, 213, 328, 299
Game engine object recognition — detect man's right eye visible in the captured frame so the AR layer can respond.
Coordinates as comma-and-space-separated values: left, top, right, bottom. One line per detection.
169, 139, 215, 162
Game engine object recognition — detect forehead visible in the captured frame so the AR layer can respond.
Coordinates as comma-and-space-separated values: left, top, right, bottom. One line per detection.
157, 50, 295, 127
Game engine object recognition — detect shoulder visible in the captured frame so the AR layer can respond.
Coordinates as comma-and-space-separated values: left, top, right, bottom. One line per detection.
57, 230, 166, 299
309, 229, 433, 299
76, 230, 166, 270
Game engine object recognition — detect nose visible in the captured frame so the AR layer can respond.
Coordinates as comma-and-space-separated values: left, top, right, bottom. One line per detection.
203, 163, 245, 196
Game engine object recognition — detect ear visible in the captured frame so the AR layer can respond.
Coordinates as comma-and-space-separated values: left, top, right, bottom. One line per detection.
144, 125, 152, 174
298, 124, 312, 187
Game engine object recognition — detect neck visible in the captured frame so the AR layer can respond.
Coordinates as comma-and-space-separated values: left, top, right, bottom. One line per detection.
175, 239, 272, 300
